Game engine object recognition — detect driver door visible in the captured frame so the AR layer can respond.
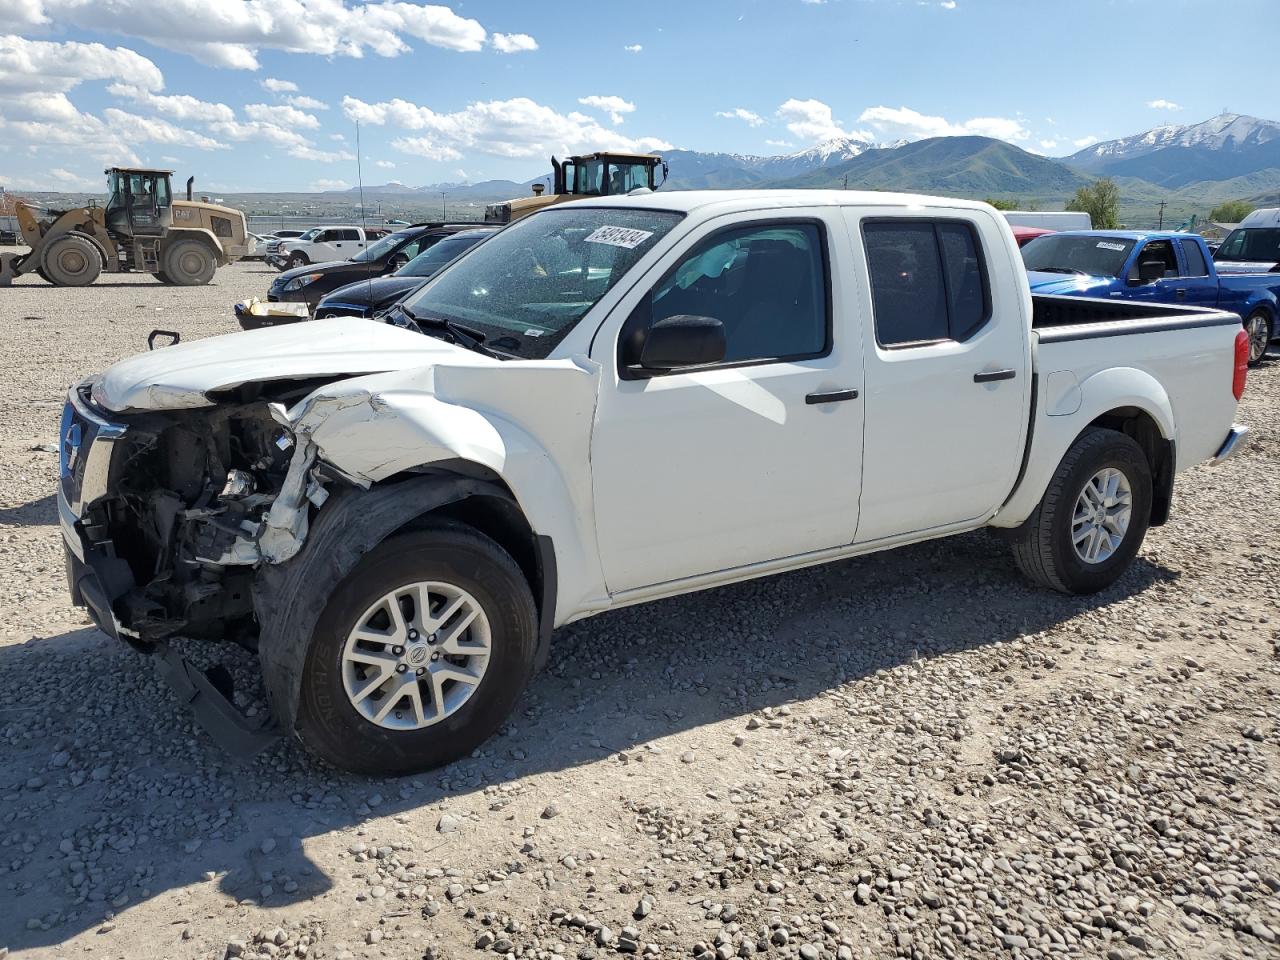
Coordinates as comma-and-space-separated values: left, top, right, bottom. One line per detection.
590, 212, 864, 594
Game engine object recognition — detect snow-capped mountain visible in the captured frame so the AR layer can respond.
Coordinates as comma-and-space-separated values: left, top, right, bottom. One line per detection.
1067, 113, 1280, 186
663, 136, 874, 188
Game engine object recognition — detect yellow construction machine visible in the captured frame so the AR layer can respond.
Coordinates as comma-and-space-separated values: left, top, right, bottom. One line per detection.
0, 167, 250, 287
484, 151, 668, 225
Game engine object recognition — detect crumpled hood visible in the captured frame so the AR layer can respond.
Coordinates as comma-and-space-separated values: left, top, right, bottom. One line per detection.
95, 317, 481, 412
1026, 270, 1117, 296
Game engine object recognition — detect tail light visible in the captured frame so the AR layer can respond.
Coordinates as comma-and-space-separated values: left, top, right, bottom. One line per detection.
1233, 329, 1249, 401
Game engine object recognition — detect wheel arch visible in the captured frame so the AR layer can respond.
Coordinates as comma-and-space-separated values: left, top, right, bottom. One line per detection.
255, 471, 557, 733
164, 228, 225, 265
994, 366, 1174, 528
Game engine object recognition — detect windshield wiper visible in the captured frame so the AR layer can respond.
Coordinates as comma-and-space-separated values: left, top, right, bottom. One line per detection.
393, 304, 502, 359
1035, 267, 1088, 275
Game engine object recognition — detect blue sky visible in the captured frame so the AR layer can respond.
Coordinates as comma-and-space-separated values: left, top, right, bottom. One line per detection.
1, 0, 1275, 193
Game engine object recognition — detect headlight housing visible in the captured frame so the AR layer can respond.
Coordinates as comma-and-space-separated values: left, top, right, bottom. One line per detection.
283, 272, 324, 292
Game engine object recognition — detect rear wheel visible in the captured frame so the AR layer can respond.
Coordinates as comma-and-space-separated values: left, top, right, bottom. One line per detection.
292, 522, 538, 775
1011, 427, 1152, 594
41, 233, 101, 286
1244, 310, 1271, 366
163, 240, 216, 285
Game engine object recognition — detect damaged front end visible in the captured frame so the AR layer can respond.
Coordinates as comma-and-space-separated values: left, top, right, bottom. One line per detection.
60, 378, 343, 649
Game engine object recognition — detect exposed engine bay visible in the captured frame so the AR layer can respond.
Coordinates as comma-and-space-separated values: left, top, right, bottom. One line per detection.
86, 378, 342, 649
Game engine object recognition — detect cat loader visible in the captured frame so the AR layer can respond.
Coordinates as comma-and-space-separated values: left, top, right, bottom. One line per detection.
0, 168, 250, 287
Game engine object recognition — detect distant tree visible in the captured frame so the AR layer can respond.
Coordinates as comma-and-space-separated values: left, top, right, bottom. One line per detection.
1209, 199, 1255, 223
983, 197, 1019, 210
1066, 178, 1120, 229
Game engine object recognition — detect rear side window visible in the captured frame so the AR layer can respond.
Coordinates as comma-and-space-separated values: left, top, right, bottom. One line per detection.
1179, 238, 1208, 277
341, 229, 361, 241
863, 220, 990, 347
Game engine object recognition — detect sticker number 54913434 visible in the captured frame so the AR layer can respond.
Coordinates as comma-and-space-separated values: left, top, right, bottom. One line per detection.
584, 225, 654, 249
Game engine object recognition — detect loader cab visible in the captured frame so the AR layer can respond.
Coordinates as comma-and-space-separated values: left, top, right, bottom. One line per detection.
105, 167, 173, 237
559, 153, 667, 197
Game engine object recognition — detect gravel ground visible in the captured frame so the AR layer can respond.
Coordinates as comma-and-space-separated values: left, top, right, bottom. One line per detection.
0, 259, 1277, 960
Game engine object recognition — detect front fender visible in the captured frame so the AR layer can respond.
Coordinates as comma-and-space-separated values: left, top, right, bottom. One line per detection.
286, 357, 605, 620
993, 366, 1174, 527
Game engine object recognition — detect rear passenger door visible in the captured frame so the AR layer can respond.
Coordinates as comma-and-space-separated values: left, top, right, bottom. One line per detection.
848, 211, 1030, 542
1175, 238, 1218, 308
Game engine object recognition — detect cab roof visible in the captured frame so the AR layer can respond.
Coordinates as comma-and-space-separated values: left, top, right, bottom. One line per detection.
105, 167, 174, 175
560, 188, 1000, 216
1049, 229, 1202, 242
570, 151, 662, 162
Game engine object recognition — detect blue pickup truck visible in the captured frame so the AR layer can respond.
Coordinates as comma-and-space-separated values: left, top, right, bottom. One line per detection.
1023, 230, 1280, 364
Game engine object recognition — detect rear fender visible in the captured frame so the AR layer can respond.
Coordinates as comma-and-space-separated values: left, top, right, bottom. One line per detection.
165, 228, 225, 264
993, 366, 1174, 527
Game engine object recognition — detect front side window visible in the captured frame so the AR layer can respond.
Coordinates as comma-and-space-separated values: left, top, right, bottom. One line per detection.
400, 206, 682, 359
1130, 240, 1177, 280
646, 222, 829, 365
864, 220, 990, 348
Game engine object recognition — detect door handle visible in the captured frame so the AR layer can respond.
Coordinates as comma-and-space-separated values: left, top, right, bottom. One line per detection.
974, 369, 1016, 383
806, 388, 859, 405
1175, 288, 1186, 299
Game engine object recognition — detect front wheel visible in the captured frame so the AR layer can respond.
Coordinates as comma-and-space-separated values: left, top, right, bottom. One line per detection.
293, 522, 538, 775
289, 252, 309, 270
1244, 310, 1271, 366
1010, 427, 1152, 594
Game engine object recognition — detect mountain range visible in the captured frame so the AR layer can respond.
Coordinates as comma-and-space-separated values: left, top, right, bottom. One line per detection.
334, 113, 1280, 208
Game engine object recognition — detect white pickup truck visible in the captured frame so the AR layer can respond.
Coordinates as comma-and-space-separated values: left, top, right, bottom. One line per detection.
59, 190, 1250, 774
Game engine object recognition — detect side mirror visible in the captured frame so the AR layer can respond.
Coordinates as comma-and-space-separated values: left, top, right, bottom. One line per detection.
638, 315, 725, 371
1130, 259, 1165, 284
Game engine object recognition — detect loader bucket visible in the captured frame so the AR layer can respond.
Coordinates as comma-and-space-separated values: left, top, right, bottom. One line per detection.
0, 252, 23, 287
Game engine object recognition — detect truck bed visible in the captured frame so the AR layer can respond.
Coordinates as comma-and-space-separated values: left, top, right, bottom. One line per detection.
1032, 294, 1241, 342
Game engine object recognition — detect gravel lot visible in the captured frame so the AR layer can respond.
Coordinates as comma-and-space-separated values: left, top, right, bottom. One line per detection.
0, 259, 1277, 960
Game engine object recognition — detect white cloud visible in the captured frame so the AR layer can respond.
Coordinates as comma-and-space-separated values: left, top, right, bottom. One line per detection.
287, 94, 328, 110
940, 0, 957, 8
578, 95, 635, 125
310, 178, 349, 191
623, 43, 643, 53
1146, 99, 1182, 111
106, 83, 235, 123
374, 159, 395, 168
345, 95, 671, 161
209, 118, 352, 162
261, 77, 298, 93
765, 139, 794, 148
10, 1, 490, 70
103, 108, 228, 149
330, 133, 347, 141
245, 102, 321, 129
857, 104, 1029, 143
1073, 135, 1099, 148
491, 32, 538, 54
1039, 138, 1058, 150
716, 107, 764, 127
777, 99, 870, 143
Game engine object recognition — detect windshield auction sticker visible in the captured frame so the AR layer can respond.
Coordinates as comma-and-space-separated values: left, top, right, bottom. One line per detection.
1096, 241, 1127, 251
585, 226, 654, 249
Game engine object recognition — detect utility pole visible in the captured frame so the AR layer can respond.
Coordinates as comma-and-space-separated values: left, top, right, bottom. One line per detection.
1157, 199, 1166, 230
441, 191, 447, 222
842, 173, 849, 190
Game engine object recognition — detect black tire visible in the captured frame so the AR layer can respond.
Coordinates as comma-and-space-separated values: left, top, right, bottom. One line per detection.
36, 267, 53, 284
1010, 427, 1152, 595
41, 233, 102, 286
163, 239, 216, 285
289, 252, 309, 270
1244, 309, 1271, 366
293, 522, 538, 776
153, 269, 175, 284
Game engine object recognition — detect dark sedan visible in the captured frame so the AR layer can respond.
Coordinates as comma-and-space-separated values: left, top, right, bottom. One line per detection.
266, 223, 479, 310
314, 228, 497, 319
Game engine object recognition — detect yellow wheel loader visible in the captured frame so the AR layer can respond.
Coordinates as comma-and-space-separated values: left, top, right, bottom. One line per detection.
484, 151, 668, 225
0, 168, 250, 287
